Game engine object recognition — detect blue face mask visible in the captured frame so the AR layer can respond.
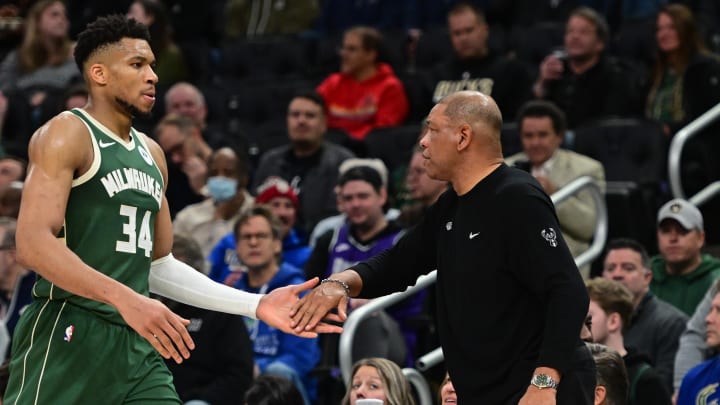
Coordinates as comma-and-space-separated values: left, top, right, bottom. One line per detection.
207, 176, 238, 203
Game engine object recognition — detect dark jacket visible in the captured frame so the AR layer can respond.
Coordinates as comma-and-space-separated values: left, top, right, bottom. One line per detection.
545, 55, 643, 128
431, 50, 533, 121
164, 301, 254, 405
625, 292, 689, 391
624, 347, 672, 405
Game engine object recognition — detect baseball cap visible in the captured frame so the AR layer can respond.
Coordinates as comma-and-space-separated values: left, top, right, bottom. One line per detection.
657, 198, 703, 231
255, 176, 299, 209
337, 158, 388, 189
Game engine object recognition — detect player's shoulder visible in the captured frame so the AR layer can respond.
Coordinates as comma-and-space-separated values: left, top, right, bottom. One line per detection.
30, 111, 89, 149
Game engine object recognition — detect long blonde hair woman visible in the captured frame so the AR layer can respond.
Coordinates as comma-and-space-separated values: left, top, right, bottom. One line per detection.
342, 357, 416, 405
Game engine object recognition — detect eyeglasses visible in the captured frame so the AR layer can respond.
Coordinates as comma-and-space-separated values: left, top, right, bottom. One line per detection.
238, 232, 273, 243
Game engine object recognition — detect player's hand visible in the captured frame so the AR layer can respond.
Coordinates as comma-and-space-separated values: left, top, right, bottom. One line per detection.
518, 386, 556, 405
118, 293, 195, 364
257, 278, 344, 338
289, 278, 349, 334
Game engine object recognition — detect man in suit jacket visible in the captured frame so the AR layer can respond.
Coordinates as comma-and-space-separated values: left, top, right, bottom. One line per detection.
506, 100, 605, 278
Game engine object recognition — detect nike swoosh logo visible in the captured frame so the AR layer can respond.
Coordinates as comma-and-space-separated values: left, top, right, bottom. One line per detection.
98, 140, 116, 148
469, 232, 480, 239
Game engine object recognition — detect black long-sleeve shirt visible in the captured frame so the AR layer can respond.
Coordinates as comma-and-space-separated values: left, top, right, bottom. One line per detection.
353, 164, 589, 403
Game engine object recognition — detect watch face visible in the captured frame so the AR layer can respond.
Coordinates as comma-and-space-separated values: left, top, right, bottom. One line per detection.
532, 374, 556, 388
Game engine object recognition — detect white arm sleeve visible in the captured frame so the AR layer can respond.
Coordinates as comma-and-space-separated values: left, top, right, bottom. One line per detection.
149, 254, 262, 319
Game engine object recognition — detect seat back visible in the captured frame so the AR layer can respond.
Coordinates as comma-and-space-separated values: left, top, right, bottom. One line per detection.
574, 118, 666, 184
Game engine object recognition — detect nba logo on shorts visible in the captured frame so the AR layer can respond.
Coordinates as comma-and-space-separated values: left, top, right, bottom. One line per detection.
64, 325, 75, 342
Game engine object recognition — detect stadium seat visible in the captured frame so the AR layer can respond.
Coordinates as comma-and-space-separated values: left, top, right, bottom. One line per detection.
364, 125, 422, 174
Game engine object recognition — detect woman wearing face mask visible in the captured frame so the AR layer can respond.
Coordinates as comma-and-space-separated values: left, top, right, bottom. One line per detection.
342, 358, 416, 405
173, 147, 254, 265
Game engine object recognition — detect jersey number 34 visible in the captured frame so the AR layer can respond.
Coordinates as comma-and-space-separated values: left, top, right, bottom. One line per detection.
116, 204, 153, 257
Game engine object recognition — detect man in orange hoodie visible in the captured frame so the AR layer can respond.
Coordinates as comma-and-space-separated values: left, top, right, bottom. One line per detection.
317, 26, 409, 141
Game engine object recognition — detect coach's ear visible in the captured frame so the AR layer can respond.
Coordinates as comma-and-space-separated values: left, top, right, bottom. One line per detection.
457, 123, 471, 152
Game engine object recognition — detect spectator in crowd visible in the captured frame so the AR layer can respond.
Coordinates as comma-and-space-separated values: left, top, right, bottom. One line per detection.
646, 3, 720, 195
587, 343, 629, 405
208, 177, 311, 284
0, 0, 78, 94
254, 178, 311, 268
173, 147, 253, 260
252, 93, 354, 234
0, 217, 33, 346
307, 159, 401, 248
676, 279, 720, 405
0, 157, 25, 191
533, 6, 641, 128
60, 83, 89, 110
304, 158, 424, 365
161, 233, 254, 405
506, 100, 605, 278
650, 199, 720, 316
602, 237, 688, 391
164, 81, 227, 150
674, 282, 719, 395
154, 113, 209, 216
126, 0, 188, 85
291, 91, 596, 404
646, 3, 720, 136
0, 181, 22, 219
439, 372, 458, 404
0, 0, 81, 160
316, 26, 409, 141
397, 145, 449, 228
244, 375, 305, 405
431, 2, 533, 122
586, 277, 672, 405
341, 357, 416, 405
232, 206, 320, 405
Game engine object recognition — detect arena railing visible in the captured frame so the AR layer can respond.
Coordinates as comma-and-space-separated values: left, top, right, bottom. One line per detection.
338, 176, 607, 405
668, 102, 720, 205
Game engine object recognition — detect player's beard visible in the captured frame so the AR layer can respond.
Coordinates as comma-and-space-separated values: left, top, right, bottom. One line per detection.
116, 96, 152, 119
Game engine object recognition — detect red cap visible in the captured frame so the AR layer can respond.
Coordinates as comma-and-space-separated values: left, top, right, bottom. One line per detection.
255, 176, 299, 209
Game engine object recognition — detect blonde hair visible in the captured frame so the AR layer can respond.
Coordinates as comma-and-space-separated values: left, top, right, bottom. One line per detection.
341, 357, 416, 405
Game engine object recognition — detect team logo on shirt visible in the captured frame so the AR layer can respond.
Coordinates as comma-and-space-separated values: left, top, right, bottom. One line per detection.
445, 221, 453, 231
541, 228, 558, 247
64, 325, 75, 342
137, 145, 154, 166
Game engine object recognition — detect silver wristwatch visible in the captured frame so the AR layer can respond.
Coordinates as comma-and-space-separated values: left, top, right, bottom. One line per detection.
530, 373, 558, 389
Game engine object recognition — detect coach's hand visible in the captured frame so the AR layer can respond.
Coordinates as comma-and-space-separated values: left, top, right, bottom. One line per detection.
290, 278, 349, 333
258, 278, 344, 338
118, 293, 195, 364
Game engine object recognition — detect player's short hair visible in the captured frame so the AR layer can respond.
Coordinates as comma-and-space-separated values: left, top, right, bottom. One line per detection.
74, 14, 151, 72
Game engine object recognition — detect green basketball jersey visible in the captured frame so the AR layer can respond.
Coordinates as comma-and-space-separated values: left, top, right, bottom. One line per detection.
32, 108, 164, 325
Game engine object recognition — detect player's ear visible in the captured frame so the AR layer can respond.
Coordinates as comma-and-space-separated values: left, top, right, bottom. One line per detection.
88, 63, 108, 85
